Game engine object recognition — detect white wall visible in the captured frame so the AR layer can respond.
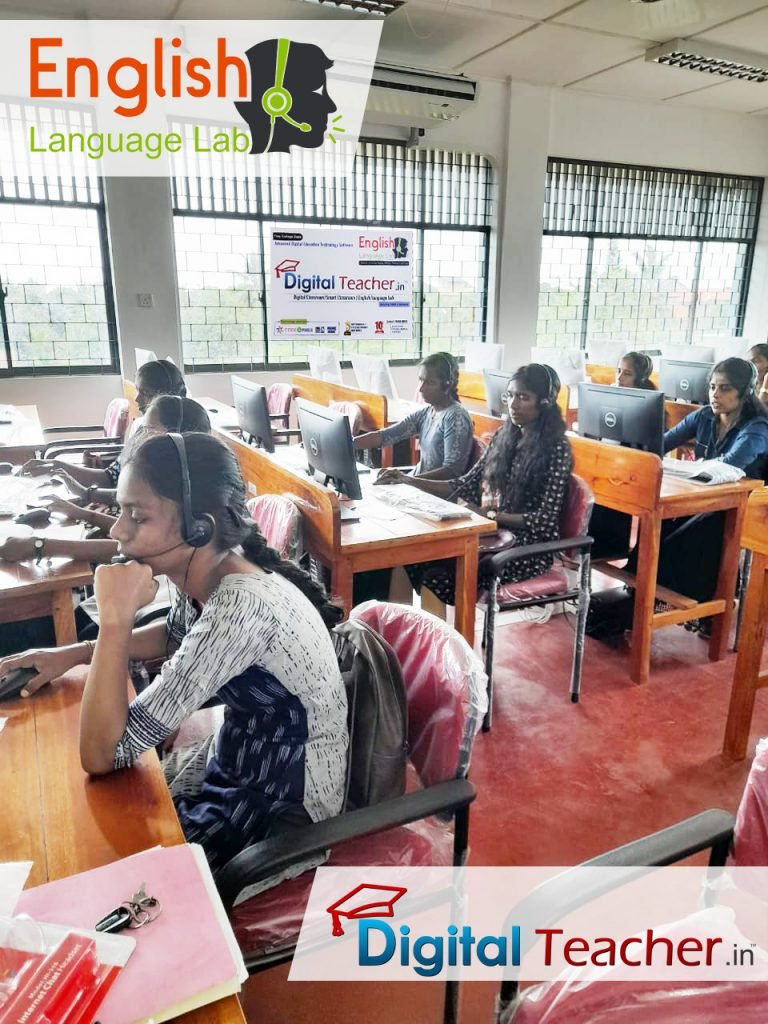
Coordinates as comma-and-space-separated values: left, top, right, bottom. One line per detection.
2, 78, 767, 425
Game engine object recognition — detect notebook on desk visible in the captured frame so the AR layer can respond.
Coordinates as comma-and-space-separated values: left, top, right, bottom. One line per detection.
14, 843, 247, 1024
372, 485, 473, 522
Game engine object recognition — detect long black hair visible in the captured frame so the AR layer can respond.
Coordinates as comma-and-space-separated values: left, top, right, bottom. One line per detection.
124, 432, 342, 628
621, 351, 656, 390
136, 359, 187, 399
484, 363, 567, 496
421, 351, 460, 402
710, 357, 767, 423
145, 395, 212, 434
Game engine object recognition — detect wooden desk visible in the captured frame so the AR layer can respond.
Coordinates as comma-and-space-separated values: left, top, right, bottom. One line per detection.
722, 488, 768, 760
570, 435, 762, 684
122, 377, 139, 420
0, 475, 93, 645
586, 363, 661, 388
0, 669, 245, 1024
290, 374, 388, 430
211, 427, 495, 644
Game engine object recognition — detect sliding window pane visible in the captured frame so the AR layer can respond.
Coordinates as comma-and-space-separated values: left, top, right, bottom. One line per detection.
536, 235, 588, 348
422, 229, 486, 359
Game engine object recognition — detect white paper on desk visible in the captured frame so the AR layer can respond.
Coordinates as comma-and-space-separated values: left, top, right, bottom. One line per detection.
0, 861, 32, 914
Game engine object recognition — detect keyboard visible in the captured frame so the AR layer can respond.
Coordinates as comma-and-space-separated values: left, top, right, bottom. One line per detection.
372, 485, 473, 522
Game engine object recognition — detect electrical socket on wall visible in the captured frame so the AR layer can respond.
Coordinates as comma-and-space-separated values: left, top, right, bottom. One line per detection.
137, 293, 154, 308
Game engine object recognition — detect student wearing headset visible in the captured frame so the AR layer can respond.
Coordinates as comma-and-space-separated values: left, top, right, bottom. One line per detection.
353, 352, 474, 480
0, 432, 348, 872
748, 343, 768, 406
377, 364, 573, 605
19, 358, 188, 503
0, 397, 211, 567
616, 352, 657, 390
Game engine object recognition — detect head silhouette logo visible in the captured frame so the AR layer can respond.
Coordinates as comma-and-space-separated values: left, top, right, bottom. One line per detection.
393, 237, 408, 259
326, 884, 407, 937
235, 37, 344, 155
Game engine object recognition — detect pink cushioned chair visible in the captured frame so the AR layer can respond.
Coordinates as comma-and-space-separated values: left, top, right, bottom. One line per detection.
266, 383, 293, 443
43, 397, 132, 462
246, 494, 303, 564
479, 473, 594, 729
496, 738, 768, 1023
217, 603, 487, 1024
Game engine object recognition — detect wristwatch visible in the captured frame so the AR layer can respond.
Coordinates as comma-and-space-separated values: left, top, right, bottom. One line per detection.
486, 508, 498, 521
33, 536, 46, 564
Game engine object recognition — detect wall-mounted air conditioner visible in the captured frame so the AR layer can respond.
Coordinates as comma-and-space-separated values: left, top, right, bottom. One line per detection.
364, 62, 477, 129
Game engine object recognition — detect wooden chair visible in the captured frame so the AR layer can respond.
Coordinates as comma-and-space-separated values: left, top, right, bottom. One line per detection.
722, 488, 768, 760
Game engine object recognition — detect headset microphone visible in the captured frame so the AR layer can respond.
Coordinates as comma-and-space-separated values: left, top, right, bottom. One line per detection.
111, 539, 190, 565
261, 38, 311, 153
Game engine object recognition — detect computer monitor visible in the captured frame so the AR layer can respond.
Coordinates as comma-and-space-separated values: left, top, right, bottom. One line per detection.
577, 383, 665, 456
296, 398, 362, 501
483, 368, 512, 417
659, 359, 712, 405
231, 375, 274, 453
350, 354, 399, 400
464, 342, 504, 372
307, 346, 343, 385
531, 346, 586, 387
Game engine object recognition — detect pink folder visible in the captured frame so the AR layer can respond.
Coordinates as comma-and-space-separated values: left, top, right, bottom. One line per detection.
14, 844, 247, 1024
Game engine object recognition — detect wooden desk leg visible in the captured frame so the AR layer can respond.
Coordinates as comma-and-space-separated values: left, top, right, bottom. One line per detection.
722, 553, 768, 761
454, 538, 479, 647
51, 590, 77, 646
709, 503, 746, 662
331, 559, 354, 619
630, 513, 661, 685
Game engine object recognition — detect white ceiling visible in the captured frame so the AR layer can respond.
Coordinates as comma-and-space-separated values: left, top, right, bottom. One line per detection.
2, 0, 768, 114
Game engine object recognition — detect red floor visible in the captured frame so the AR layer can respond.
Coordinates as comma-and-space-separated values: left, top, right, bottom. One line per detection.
239, 612, 768, 1024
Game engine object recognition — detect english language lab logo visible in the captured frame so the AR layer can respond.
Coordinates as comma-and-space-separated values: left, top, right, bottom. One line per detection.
234, 38, 346, 155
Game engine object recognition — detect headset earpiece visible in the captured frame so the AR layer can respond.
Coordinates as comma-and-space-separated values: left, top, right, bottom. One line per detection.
166, 433, 215, 549
746, 358, 759, 395
537, 364, 559, 406
261, 38, 311, 153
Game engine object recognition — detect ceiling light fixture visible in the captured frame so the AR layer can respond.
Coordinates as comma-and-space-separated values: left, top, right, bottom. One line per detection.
646, 38, 768, 82
295, 0, 406, 15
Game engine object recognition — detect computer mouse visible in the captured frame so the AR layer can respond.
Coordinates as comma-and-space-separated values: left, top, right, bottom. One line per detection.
0, 462, 13, 475
207, 406, 219, 413
14, 507, 51, 527
0, 666, 38, 701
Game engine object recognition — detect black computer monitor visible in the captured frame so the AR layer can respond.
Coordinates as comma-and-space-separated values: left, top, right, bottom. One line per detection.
577, 383, 665, 456
483, 369, 511, 417
659, 359, 712, 405
295, 398, 362, 501
231, 375, 274, 453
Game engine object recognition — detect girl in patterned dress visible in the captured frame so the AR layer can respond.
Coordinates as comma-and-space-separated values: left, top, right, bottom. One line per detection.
376, 363, 573, 605
6, 432, 348, 873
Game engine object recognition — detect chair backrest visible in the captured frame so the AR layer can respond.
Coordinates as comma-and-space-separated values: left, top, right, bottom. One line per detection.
103, 398, 131, 441
351, 601, 488, 787
560, 473, 594, 547
733, 736, 768, 866
328, 400, 367, 435
467, 435, 486, 470
246, 494, 302, 563
266, 382, 292, 417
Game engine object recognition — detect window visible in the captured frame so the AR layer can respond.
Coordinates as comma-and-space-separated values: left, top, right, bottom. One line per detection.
0, 103, 118, 377
171, 142, 494, 371
536, 159, 762, 351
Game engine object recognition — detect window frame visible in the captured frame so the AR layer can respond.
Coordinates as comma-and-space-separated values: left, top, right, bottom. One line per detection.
538, 157, 763, 350
171, 139, 494, 373
0, 191, 120, 379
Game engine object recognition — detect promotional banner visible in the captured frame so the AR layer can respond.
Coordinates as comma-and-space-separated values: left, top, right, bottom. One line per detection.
289, 865, 768, 983
0, 21, 381, 179
270, 227, 413, 343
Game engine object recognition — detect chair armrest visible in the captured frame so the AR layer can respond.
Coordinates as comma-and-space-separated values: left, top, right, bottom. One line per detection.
44, 438, 122, 458
43, 424, 103, 435
217, 777, 476, 910
484, 535, 593, 574
585, 809, 735, 868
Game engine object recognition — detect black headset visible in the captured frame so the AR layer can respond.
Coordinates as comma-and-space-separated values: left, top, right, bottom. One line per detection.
536, 364, 560, 407
166, 433, 215, 549
170, 394, 184, 432
745, 358, 759, 396
429, 352, 458, 392
633, 353, 654, 388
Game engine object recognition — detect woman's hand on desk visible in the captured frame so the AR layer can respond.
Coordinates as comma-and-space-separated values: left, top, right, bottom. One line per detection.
21, 458, 55, 476
0, 536, 36, 562
375, 468, 409, 485
37, 495, 86, 521
94, 560, 158, 628
0, 645, 85, 697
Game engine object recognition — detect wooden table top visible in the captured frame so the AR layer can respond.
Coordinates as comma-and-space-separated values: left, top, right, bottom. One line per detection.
741, 486, 768, 555
0, 668, 245, 1024
0, 474, 93, 596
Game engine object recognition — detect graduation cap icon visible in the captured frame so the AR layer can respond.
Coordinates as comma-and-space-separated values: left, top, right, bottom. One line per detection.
274, 259, 301, 277
326, 884, 408, 937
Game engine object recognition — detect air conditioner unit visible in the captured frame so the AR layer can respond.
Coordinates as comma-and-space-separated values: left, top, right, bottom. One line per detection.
364, 62, 477, 129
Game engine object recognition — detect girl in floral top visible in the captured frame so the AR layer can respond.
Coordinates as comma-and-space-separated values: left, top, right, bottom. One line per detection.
376, 363, 573, 604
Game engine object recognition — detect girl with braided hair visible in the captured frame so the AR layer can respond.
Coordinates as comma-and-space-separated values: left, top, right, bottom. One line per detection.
353, 351, 474, 479
2, 432, 348, 872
